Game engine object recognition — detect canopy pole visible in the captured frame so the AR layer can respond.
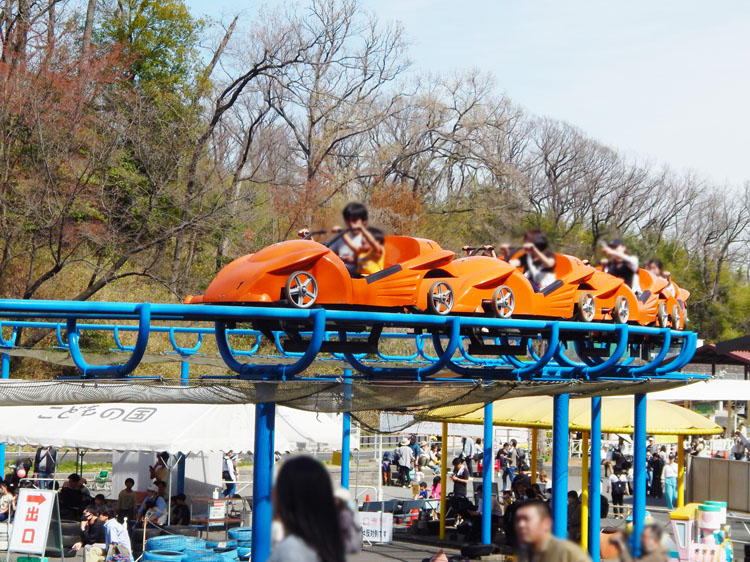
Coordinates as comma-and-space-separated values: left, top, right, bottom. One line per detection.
530, 429, 538, 484
552, 393, 569, 538
377, 431, 383, 501
341, 369, 352, 489
677, 435, 685, 508
630, 393, 647, 556
251, 402, 275, 562
580, 430, 589, 551
589, 397, 602, 562
481, 402, 493, 544
439, 422, 447, 540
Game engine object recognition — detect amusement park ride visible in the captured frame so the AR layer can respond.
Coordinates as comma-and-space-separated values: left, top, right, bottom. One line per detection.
0, 233, 707, 561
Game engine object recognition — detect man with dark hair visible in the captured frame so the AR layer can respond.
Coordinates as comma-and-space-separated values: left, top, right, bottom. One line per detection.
513, 499, 590, 562
99, 505, 132, 561
328, 202, 369, 274
59, 473, 88, 520
171, 494, 191, 525
506, 230, 557, 289
71, 506, 106, 562
601, 238, 640, 292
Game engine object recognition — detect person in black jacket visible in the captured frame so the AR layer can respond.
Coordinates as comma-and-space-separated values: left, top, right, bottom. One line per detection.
71, 506, 106, 559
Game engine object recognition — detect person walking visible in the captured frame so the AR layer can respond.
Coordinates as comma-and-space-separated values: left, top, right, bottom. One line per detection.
662, 454, 679, 511
608, 468, 629, 518
396, 438, 414, 487
222, 450, 239, 498
269, 456, 344, 562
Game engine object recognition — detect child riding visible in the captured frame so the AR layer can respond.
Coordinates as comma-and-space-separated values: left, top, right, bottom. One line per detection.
502, 230, 557, 289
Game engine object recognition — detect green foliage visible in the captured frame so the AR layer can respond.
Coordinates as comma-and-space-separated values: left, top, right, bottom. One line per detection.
98, 0, 204, 95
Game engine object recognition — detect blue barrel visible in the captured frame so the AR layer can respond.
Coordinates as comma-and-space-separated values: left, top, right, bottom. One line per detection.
184, 537, 207, 550
206, 540, 237, 549
143, 550, 186, 562
146, 536, 188, 552
214, 547, 238, 561
227, 527, 252, 542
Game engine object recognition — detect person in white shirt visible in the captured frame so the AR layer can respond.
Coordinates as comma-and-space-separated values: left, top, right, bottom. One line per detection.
661, 454, 679, 511
99, 505, 132, 561
395, 439, 414, 487
222, 450, 239, 498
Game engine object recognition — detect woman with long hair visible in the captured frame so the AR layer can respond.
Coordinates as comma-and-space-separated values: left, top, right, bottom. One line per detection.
270, 455, 344, 562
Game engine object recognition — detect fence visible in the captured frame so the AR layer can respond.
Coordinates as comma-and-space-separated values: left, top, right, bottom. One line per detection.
687, 456, 750, 511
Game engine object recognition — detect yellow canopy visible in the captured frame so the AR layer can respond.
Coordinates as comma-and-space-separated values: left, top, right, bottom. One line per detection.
422, 396, 723, 435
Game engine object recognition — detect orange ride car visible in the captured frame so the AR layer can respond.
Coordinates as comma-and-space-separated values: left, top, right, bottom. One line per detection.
185, 235, 466, 314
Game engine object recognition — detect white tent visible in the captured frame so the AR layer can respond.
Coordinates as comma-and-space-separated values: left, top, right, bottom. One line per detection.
0, 403, 355, 454
647, 380, 750, 402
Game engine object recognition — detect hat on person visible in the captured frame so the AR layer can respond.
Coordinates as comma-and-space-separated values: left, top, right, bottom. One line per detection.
608, 238, 625, 248
400, 438, 409, 446
147, 483, 158, 492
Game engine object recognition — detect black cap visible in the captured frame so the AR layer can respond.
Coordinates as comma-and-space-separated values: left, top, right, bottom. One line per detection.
608, 238, 625, 248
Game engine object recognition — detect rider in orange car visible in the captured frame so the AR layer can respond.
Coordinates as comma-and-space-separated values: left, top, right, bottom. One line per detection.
645, 259, 675, 296
600, 238, 640, 293
501, 230, 557, 289
342, 226, 386, 276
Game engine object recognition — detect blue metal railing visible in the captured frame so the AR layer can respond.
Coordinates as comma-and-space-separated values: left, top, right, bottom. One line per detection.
0, 299, 702, 382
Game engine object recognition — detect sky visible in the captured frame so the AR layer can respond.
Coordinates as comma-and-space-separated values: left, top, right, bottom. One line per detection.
186, 0, 750, 187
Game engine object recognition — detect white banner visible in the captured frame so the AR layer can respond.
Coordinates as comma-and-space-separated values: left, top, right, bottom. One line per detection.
8, 489, 55, 555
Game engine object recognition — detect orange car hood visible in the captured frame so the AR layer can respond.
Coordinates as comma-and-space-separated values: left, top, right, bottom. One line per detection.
445, 256, 517, 288
201, 240, 332, 301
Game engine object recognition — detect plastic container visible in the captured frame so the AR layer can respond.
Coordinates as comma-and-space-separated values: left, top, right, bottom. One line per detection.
227, 527, 252, 542
146, 536, 188, 552
143, 550, 186, 562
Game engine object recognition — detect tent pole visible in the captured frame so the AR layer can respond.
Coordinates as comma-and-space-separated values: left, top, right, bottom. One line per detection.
580, 430, 589, 552
341, 369, 351, 489
631, 393, 647, 556
552, 394, 569, 539
589, 397, 602, 561
439, 422, 447, 540
481, 402, 493, 544
530, 429, 538, 484
677, 435, 685, 507
251, 402, 275, 562
377, 431, 383, 501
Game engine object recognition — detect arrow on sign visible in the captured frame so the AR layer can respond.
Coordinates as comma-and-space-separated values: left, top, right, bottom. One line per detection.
27, 494, 46, 505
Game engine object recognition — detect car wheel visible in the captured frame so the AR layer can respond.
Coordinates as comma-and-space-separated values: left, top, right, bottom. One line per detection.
492, 285, 515, 318
657, 302, 669, 328
284, 271, 318, 308
427, 281, 454, 315
577, 292, 595, 322
671, 304, 682, 330
613, 295, 629, 323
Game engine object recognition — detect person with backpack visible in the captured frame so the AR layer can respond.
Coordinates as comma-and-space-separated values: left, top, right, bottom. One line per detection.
608, 467, 629, 519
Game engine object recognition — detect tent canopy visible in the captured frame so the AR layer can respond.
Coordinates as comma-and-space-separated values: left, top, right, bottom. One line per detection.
422, 396, 723, 435
0, 403, 349, 454
647, 379, 750, 402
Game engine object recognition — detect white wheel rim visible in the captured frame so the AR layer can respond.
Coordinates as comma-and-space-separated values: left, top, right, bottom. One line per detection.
581, 294, 595, 321
673, 306, 681, 329
288, 273, 317, 308
658, 303, 668, 327
495, 286, 515, 318
616, 298, 629, 322
431, 282, 453, 314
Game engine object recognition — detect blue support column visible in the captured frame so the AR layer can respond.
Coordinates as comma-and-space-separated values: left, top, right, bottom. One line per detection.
552, 393, 570, 538
589, 397, 602, 561
180, 360, 190, 384
251, 402, 275, 562
176, 454, 186, 495
481, 402, 493, 544
631, 393, 647, 556
341, 369, 352, 489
